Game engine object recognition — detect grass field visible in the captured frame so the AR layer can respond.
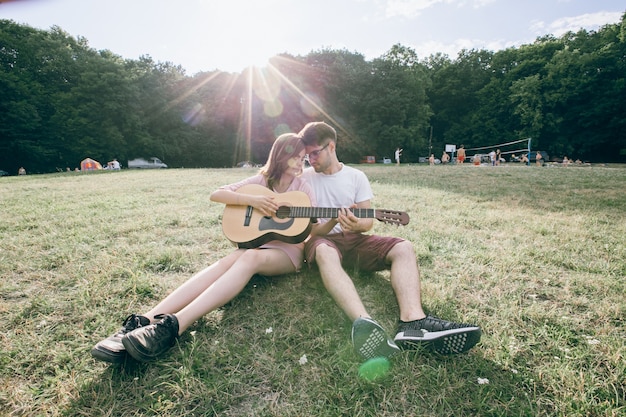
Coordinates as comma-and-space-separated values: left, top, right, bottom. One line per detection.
0, 163, 624, 416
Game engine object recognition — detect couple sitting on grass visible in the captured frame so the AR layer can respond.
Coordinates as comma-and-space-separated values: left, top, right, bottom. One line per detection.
91, 122, 481, 364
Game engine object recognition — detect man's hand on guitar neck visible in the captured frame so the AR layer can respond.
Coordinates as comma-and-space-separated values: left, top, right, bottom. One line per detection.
337, 206, 373, 233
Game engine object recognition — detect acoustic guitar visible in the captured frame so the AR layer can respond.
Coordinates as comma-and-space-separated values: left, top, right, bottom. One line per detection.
222, 184, 409, 248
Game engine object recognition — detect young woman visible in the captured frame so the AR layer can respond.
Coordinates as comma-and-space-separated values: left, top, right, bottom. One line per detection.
91, 133, 318, 363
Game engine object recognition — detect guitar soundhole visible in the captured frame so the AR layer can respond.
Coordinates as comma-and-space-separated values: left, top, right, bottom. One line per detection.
276, 206, 291, 219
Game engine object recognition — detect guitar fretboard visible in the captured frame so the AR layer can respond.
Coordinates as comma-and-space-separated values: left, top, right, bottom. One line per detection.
286, 207, 375, 219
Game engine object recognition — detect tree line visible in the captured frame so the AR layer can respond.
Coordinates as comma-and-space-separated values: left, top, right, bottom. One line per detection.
1, 15, 625, 174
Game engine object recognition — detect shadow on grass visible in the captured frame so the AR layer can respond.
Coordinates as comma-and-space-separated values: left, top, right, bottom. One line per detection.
67, 271, 556, 416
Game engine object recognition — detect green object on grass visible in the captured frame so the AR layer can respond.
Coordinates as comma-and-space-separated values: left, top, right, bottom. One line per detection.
358, 357, 390, 381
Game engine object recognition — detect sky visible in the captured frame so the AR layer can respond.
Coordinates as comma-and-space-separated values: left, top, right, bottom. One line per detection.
1, 0, 624, 74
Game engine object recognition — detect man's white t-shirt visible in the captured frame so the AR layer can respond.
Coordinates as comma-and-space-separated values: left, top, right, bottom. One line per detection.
301, 164, 373, 234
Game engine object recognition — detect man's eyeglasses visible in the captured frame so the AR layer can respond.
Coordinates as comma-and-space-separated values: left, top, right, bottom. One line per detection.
306, 143, 330, 160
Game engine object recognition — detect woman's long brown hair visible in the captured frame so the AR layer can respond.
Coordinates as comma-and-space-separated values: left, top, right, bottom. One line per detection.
259, 133, 304, 191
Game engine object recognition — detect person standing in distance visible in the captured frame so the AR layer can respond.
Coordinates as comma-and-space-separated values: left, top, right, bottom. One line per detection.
395, 147, 403, 165
457, 145, 466, 164
299, 122, 481, 360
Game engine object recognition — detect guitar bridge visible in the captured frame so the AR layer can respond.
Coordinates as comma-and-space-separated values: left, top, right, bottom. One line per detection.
244, 205, 253, 226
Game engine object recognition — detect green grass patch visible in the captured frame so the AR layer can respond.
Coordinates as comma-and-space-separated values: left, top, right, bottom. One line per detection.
0, 164, 624, 416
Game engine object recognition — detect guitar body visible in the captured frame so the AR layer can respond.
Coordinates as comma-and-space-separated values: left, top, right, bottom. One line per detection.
222, 184, 313, 249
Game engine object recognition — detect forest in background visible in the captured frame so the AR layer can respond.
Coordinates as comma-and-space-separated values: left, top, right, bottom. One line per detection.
1, 14, 625, 174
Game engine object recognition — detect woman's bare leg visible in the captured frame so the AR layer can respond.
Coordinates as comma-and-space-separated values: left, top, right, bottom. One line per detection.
145, 248, 295, 334
142, 250, 245, 320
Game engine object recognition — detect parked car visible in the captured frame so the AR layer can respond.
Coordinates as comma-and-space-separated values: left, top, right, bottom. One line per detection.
127, 157, 168, 169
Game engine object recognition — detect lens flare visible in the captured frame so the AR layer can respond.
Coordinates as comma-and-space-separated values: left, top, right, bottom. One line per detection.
182, 103, 205, 126
263, 99, 283, 117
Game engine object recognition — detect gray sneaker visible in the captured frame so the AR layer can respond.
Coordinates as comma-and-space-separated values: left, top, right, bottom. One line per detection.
91, 314, 150, 364
351, 317, 401, 360
394, 316, 481, 354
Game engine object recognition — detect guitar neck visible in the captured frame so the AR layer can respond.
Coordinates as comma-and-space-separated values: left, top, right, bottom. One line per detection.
287, 207, 376, 219
276, 205, 409, 225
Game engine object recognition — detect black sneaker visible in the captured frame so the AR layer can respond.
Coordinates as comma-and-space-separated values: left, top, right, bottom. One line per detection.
91, 314, 150, 364
394, 316, 481, 354
352, 317, 401, 360
122, 314, 179, 362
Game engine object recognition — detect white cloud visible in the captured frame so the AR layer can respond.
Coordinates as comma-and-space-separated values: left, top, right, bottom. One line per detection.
529, 19, 547, 34
413, 37, 518, 59
534, 11, 623, 37
384, 0, 494, 18
384, 0, 441, 18
472, 0, 496, 7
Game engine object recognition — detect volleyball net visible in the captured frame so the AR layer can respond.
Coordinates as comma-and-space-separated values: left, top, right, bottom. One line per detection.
464, 138, 531, 162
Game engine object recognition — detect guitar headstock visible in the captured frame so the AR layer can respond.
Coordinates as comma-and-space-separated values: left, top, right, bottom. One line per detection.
375, 210, 410, 226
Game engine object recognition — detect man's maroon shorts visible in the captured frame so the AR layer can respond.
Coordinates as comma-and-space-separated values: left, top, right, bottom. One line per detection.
304, 232, 404, 271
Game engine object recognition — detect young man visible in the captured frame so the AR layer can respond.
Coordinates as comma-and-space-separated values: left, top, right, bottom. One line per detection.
299, 122, 481, 360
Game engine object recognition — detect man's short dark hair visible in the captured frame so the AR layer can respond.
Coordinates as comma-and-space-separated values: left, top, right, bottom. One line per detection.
299, 122, 337, 146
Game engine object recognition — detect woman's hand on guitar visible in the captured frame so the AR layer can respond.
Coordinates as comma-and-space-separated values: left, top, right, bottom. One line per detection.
250, 194, 278, 217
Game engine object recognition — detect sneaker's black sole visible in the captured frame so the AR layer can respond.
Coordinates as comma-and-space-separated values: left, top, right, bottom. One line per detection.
121, 338, 156, 362
396, 328, 481, 354
122, 335, 173, 363
90, 347, 127, 364
352, 318, 401, 360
